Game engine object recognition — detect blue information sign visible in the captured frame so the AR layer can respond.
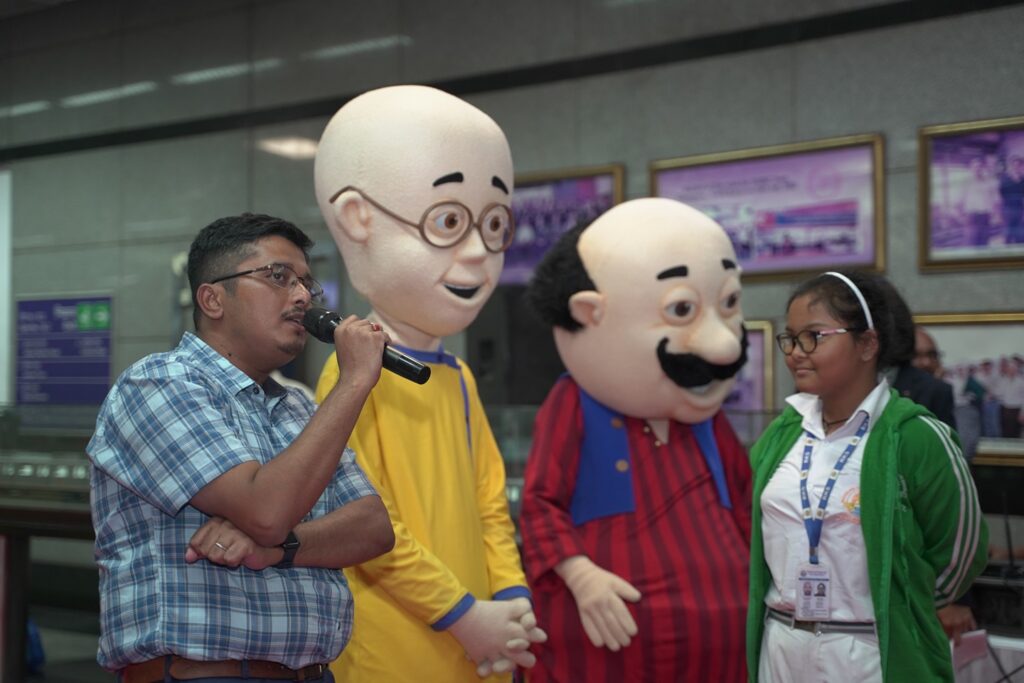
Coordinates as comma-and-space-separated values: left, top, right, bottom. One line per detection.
16, 297, 112, 405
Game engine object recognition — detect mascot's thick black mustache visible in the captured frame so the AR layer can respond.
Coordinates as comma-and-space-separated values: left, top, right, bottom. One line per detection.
656, 325, 749, 389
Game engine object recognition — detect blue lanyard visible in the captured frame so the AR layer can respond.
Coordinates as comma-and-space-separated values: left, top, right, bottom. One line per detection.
799, 414, 870, 564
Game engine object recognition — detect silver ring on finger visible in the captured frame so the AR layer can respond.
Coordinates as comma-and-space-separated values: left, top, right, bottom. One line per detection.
214, 541, 228, 550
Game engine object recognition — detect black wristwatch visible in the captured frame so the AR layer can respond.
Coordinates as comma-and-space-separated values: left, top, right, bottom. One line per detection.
275, 530, 300, 568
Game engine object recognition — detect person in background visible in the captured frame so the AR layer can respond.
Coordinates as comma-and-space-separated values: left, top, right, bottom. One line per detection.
999, 355, 1024, 438
977, 359, 1003, 438
889, 301, 955, 429
912, 326, 978, 455
911, 326, 942, 376
747, 270, 987, 682
959, 156, 1001, 247
87, 213, 395, 681
998, 156, 1024, 244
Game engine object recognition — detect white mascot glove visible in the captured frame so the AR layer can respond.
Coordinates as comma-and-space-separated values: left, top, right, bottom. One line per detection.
449, 597, 547, 677
556, 555, 641, 651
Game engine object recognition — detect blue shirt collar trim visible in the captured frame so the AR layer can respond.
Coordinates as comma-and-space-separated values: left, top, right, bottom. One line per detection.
389, 342, 460, 369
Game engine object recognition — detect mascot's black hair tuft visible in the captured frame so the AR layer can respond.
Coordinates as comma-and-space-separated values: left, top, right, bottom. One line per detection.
525, 221, 597, 332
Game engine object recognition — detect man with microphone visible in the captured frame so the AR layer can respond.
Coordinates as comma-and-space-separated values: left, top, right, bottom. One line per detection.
87, 213, 395, 682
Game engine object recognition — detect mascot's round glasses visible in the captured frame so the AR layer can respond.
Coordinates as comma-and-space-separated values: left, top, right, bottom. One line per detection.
775, 327, 864, 355
209, 262, 324, 303
329, 185, 515, 253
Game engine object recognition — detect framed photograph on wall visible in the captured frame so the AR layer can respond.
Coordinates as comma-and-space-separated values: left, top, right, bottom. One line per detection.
918, 115, 1024, 271
724, 319, 774, 413
912, 312, 1024, 459
650, 134, 885, 281
503, 164, 624, 285
723, 320, 775, 446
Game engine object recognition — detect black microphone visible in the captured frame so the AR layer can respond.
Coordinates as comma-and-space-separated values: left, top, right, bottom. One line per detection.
303, 307, 431, 385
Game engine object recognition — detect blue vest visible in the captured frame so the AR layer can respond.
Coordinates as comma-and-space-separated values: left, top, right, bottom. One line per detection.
570, 384, 733, 526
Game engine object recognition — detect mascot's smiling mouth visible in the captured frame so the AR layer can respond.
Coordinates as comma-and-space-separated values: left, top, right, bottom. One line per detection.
656, 326, 749, 391
444, 284, 481, 300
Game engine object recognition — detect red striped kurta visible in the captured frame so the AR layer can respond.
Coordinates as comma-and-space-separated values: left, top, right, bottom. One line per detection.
520, 377, 751, 683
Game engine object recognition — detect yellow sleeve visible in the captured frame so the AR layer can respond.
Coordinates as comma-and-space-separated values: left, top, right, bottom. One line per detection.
460, 361, 530, 598
314, 356, 472, 626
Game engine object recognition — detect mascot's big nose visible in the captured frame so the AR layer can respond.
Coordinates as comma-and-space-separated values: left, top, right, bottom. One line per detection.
685, 314, 743, 366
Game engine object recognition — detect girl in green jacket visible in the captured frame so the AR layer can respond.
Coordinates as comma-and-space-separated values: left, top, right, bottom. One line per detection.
747, 270, 987, 682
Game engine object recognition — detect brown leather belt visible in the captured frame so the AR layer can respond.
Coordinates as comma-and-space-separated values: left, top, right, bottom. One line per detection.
120, 655, 329, 682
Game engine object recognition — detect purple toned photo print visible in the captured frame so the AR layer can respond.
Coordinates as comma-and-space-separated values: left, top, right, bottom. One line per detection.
504, 166, 623, 285
921, 119, 1024, 270
652, 136, 883, 278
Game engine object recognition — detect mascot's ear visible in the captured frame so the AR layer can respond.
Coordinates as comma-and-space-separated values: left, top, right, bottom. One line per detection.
326, 190, 373, 244
568, 290, 605, 328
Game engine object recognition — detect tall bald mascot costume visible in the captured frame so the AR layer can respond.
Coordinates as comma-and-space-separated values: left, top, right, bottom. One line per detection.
520, 198, 752, 682
313, 86, 544, 682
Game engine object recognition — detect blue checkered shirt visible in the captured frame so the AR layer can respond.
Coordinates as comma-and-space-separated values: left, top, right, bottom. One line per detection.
87, 332, 376, 670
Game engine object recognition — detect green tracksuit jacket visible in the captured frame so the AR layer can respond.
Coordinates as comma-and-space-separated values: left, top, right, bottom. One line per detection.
746, 391, 988, 682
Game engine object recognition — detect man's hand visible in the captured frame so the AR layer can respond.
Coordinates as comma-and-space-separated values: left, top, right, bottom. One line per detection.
448, 598, 546, 677
556, 555, 641, 651
332, 315, 389, 391
938, 604, 977, 646
185, 516, 282, 570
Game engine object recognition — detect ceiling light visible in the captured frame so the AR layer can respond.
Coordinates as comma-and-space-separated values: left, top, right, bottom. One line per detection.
604, 0, 658, 7
170, 58, 283, 86
256, 136, 319, 160
0, 101, 50, 118
60, 82, 158, 107
304, 35, 412, 60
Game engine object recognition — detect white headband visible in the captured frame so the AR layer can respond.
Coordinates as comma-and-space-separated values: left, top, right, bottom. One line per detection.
824, 271, 875, 330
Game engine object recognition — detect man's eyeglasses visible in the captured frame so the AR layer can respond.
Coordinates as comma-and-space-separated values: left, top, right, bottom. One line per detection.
329, 185, 515, 253
775, 327, 864, 355
208, 262, 324, 303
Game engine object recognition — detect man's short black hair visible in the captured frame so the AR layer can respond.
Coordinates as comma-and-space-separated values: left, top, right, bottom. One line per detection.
187, 213, 314, 327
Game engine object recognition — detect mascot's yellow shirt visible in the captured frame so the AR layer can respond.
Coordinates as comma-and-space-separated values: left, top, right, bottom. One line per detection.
316, 347, 528, 683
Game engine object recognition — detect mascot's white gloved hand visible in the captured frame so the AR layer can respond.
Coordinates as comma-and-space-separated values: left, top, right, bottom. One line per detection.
556, 555, 641, 651
449, 598, 546, 676
477, 606, 549, 677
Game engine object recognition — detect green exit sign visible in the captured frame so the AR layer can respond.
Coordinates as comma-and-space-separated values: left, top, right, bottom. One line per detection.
76, 301, 111, 331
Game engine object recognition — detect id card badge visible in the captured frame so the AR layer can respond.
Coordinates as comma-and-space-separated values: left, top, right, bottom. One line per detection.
795, 564, 830, 620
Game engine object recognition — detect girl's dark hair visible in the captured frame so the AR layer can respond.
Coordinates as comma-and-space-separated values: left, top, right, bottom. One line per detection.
786, 270, 902, 369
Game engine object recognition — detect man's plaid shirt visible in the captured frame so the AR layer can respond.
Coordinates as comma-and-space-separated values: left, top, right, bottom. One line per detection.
87, 332, 376, 670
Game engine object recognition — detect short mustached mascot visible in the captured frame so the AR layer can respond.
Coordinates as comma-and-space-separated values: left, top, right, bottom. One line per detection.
314, 85, 545, 682
520, 197, 752, 682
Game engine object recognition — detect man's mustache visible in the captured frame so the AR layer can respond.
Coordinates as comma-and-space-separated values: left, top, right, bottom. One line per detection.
656, 325, 749, 389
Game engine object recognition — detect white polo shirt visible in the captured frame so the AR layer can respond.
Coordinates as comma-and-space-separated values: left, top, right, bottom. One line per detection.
761, 379, 892, 622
